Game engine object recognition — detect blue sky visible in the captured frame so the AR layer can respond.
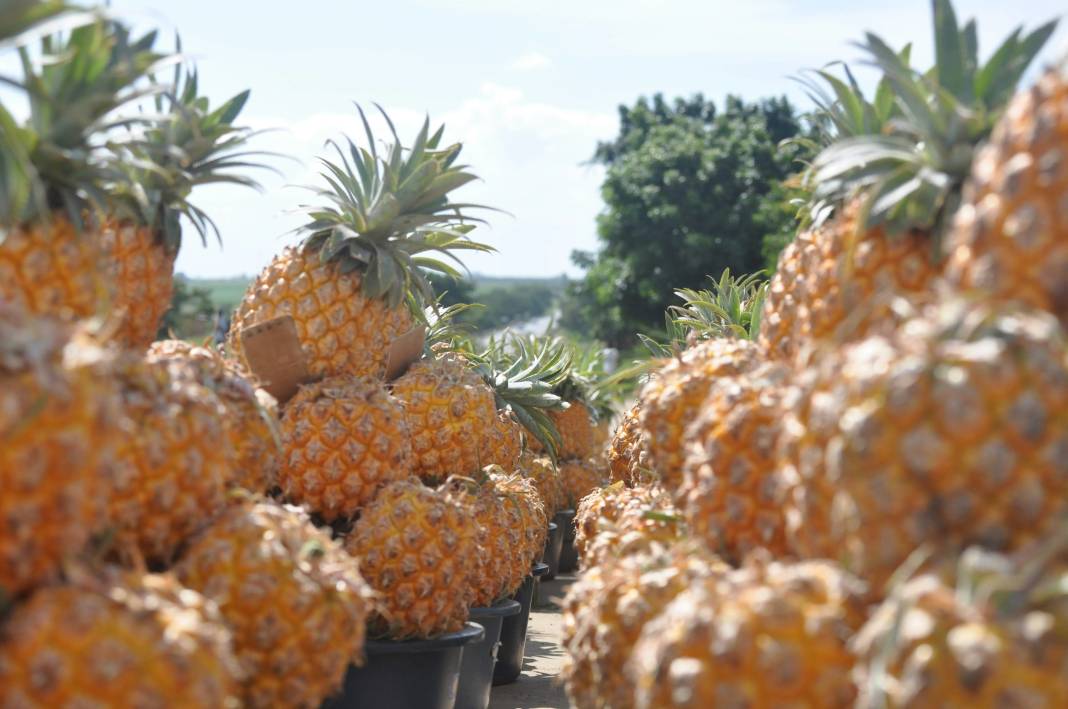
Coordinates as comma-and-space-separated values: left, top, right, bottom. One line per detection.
106, 0, 1065, 279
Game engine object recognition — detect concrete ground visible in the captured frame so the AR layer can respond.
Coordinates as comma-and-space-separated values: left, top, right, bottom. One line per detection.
488, 575, 575, 709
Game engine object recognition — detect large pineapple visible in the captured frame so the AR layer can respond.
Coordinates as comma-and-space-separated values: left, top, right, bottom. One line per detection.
631, 555, 866, 709
562, 541, 728, 709
781, 299, 1068, 592
279, 375, 412, 520
0, 568, 242, 707
761, 1, 1055, 362
573, 482, 672, 562
0, 306, 121, 597
108, 352, 233, 564
345, 478, 476, 639
577, 486, 682, 570
551, 399, 596, 459
104, 66, 267, 348
945, 58, 1068, 328
229, 109, 490, 380
854, 541, 1068, 708
451, 475, 522, 607
0, 19, 165, 323
679, 361, 792, 563
176, 499, 371, 708
148, 340, 281, 493
478, 407, 523, 470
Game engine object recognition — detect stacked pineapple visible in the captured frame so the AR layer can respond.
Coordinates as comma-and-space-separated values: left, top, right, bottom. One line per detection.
563, 2, 1068, 707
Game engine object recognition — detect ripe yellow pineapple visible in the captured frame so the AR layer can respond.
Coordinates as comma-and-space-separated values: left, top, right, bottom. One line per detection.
451, 476, 522, 607
487, 468, 548, 591
853, 542, 1068, 708
631, 555, 866, 709
229, 109, 490, 380
518, 451, 565, 515
177, 499, 371, 708
0, 569, 242, 707
147, 340, 281, 493
608, 403, 652, 486
562, 541, 728, 709
279, 375, 412, 520
345, 478, 476, 639
551, 399, 596, 459
108, 353, 233, 564
679, 362, 792, 563
762, 2, 1054, 363
577, 486, 682, 570
945, 59, 1068, 328
559, 457, 607, 510
573, 482, 672, 562
781, 299, 1068, 592
0, 307, 121, 596
0, 20, 166, 325
392, 352, 497, 483
637, 338, 764, 491
103, 67, 267, 348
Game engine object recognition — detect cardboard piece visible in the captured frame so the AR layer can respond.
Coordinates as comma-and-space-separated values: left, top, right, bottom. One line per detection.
239, 316, 311, 404
385, 325, 427, 381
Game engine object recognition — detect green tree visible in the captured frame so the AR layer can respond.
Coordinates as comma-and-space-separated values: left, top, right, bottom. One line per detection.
565, 93, 811, 346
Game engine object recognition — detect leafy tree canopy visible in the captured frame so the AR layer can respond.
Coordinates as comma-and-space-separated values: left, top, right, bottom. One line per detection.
563, 93, 812, 346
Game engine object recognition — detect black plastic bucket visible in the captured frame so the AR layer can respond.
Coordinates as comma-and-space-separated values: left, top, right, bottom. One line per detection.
556, 509, 578, 573
542, 522, 563, 580
456, 599, 522, 709
322, 622, 484, 709
493, 562, 550, 685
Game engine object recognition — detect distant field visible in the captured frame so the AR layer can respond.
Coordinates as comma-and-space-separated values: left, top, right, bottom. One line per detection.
181, 274, 568, 311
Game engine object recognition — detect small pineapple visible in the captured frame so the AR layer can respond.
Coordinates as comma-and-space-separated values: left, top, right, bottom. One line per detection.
0, 568, 242, 707
631, 555, 867, 709
176, 499, 371, 708
577, 486, 682, 570
279, 375, 412, 520
562, 541, 728, 709
518, 451, 565, 516
573, 482, 672, 562
478, 408, 524, 470
345, 478, 476, 639
487, 467, 548, 591
608, 402, 653, 486
147, 340, 281, 493
559, 457, 608, 510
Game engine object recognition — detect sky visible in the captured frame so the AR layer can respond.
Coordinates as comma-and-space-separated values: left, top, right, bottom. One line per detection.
101, 0, 1066, 280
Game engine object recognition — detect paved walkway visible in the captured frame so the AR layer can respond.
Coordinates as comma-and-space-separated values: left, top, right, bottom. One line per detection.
489, 575, 574, 709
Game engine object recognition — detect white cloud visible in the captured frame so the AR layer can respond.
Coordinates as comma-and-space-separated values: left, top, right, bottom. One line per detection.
511, 51, 551, 71
174, 85, 616, 279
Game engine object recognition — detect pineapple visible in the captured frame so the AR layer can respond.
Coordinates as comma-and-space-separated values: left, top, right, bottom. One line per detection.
279, 375, 412, 521
448, 475, 523, 607
0, 568, 242, 707
176, 499, 371, 708
679, 361, 792, 563
0, 306, 121, 596
229, 108, 491, 380
608, 402, 652, 486
854, 540, 1068, 708
551, 400, 596, 459
559, 457, 608, 510
392, 352, 497, 482
487, 467, 549, 590
148, 340, 281, 493
562, 541, 728, 709
478, 407, 523, 470
104, 66, 267, 348
573, 482, 672, 563
781, 299, 1068, 592
577, 486, 682, 570
107, 352, 233, 564
0, 20, 166, 323
945, 58, 1068, 328
518, 450, 565, 516
761, 1, 1055, 362
631, 555, 866, 709
344, 478, 476, 639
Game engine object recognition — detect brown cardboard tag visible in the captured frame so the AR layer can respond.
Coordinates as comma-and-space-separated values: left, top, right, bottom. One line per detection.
239, 316, 311, 404
384, 325, 427, 381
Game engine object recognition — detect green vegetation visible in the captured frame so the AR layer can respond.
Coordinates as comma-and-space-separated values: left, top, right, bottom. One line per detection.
560, 93, 813, 347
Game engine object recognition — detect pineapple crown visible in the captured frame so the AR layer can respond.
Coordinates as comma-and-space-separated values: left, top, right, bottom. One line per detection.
3, 17, 176, 226
108, 55, 274, 252
640, 268, 767, 357
297, 104, 495, 312
806, 0, 1056, 238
